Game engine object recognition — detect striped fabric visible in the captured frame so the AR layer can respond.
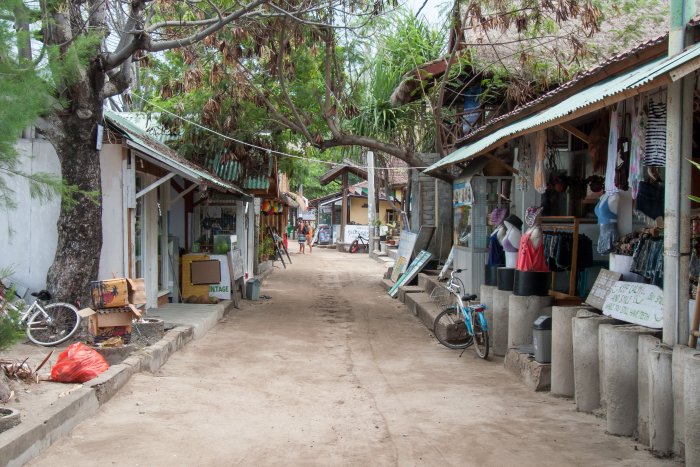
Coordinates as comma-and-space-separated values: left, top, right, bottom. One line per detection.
644, 101, 667, 167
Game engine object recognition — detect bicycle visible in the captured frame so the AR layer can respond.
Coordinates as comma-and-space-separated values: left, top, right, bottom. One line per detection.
432, 269, 489, 359
349, 233, 369, 253
0, 286, 81, 346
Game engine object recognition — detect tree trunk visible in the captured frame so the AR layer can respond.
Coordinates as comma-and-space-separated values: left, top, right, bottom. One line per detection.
0, 372, 11, 402
45, 105, 103, 306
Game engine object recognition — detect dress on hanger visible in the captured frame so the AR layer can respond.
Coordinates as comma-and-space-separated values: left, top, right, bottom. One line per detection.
516, 230, 549, 272
605, 106, 620, 194
487, 232, 505, 266
629, 100, 646, 199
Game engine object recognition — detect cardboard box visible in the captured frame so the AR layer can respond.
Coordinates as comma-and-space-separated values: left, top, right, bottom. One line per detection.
127, 278, 146, 305
91, 279, 129, 309
79, 305, 141, 337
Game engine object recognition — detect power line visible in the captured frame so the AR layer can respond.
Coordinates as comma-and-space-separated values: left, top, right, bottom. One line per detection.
130, 93, 427, 171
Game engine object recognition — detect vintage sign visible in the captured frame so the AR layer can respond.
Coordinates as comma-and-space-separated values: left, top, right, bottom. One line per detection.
602, 282, 663, 328
389, 250, 433, 298
208, 254, 232, 300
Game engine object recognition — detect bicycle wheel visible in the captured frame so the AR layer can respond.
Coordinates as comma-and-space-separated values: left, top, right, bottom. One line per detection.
433, 306, 472, 349
26, 302, 80, 346
471, 311, 489, 359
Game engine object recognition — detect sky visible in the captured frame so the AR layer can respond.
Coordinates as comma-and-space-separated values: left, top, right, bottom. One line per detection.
406, 0, 450, 27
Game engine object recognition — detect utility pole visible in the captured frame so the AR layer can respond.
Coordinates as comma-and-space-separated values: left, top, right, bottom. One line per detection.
367, 151, 377, 254
663, 0, 696, 345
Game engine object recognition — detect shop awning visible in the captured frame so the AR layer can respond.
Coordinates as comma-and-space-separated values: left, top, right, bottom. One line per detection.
105, 110, 252, 201
425, 41, 700, 174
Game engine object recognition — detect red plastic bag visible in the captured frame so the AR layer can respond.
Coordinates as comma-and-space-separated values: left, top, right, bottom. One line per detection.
51, 343, 110, 383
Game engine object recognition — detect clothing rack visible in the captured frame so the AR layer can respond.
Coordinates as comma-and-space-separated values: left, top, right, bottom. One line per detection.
539, 216, 596, 300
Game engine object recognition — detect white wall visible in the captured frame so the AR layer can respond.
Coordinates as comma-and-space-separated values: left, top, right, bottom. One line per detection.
0, 139, 61, 293
98, 144, 125, 279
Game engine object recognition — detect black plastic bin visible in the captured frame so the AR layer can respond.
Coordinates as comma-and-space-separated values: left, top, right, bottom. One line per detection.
513, 270, 549, 296
497, 267, 515, 291
484, 265, 499, 286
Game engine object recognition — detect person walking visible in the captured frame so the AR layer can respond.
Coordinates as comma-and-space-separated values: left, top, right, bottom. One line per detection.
297, 218, 308, 254
306, 221, 314, 254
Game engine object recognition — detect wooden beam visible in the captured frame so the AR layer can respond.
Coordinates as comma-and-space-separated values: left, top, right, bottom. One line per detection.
560, 123, 590, 145
482, 153, 520, 175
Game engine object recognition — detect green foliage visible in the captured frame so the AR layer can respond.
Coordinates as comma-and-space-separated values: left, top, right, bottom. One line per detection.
0, 267, 23, 350
0, 3, 93, 212
258, 235, 275, 261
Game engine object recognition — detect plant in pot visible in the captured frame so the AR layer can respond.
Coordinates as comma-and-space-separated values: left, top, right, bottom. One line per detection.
258, 236, 275, 262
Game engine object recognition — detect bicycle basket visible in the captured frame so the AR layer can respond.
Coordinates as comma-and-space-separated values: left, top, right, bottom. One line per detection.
429, 287, 454, 310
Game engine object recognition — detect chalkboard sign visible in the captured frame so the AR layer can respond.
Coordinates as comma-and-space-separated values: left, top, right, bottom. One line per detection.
585, 269, 622, 310
228, 248, 245, 280
602, 282, 663, 328
389, 250, 433, 298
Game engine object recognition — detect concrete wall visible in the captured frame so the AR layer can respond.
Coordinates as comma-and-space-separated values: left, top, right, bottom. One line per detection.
0, 139, 61, 294
348, 198, 399, 225
98, 144, 125, 279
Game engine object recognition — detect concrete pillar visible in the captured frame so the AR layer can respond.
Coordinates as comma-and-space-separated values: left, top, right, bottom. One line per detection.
673, 345, 700, 457
637, 335, 659, 446
648, 345, 674, 455
480, 285, 497, 346
605, 326, 659, 436
551, 306, 582, 397
598, 323, 619, 412
492, 289, 512, 357
508, 295, 553, 348
572, 311, 616, 413
685, 353, 700, 466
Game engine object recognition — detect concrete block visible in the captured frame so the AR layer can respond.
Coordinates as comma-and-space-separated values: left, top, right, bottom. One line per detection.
414, 297, 443, 331
572, 311, 615, 413
492, 289, 512, 357
551, 306, 585, 397
480, 285, 497, 346
417, 273, 441, 296
381, 278, 394, 292
507, 295, 553, 348
604, 325, 659, 437
0, 387, 99, 467
85, 362, 138, 405
673, 345, 700, 457
598, 323, 620, 412
685, 353, 700, 466
398, 285, 424, 303
636, 334, 659, 446
648, 344, 673, 456
504, 348, 551, 391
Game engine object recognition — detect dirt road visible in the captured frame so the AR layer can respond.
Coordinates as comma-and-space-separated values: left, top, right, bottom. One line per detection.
28, 249, 675, 466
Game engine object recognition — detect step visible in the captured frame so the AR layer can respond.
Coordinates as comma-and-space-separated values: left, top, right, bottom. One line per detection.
504, 347, 551, 392
406, 292, 442, 328
397, 285, 424, 303
380, 278, 394, 292
418, 272, 442, 296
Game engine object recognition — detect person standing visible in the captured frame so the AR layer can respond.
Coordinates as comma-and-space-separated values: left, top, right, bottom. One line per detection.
297, 218, 308, 254
306, 221, 314, 254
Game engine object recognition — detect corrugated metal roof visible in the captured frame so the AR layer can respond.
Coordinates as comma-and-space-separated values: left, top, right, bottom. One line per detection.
426, 41, 700, 173
105, 111, 250, 197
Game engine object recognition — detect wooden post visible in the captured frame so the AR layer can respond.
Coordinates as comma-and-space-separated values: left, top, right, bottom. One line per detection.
341, 171, 348, 244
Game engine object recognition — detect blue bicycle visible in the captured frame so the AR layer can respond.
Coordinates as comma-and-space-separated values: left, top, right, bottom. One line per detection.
433, 269, 489, 359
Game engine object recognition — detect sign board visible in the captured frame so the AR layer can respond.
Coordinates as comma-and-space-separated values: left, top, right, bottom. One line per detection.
438, 246, 455, 280
391, 230, 419, 281
208, 254, 231, 299
413, 226, 435, 257
333, 225, 389, 243
227, 249, 244, 281
602, 282, 663, 328
388, 250, 433, 298
585, 269, 622, 310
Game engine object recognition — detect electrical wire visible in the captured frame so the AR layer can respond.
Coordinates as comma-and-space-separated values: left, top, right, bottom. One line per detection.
130, 93, 428, 171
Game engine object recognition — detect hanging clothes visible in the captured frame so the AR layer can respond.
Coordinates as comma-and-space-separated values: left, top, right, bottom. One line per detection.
516, 230, 549, 272
533, 131, 547, 194
644, 100, 667, 167
595, 193, 620, 255
629, 100, 646, 198
605, 106, 620, 194
487, 232, 506, 267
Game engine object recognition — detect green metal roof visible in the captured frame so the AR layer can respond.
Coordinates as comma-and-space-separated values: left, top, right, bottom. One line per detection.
426, 41, 700, 173
104, 110, 250, 198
